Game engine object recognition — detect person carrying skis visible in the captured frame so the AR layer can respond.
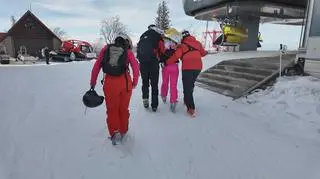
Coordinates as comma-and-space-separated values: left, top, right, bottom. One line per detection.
159, 28, 182, 113
136, 24, 165, 112
165, 30, 207, 117
90, 33, 139, 145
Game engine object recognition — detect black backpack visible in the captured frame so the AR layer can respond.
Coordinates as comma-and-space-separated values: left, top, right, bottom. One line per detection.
136, 29, 162, 63
102, 44, 128, 76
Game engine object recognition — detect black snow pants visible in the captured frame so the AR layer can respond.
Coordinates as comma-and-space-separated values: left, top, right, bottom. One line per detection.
140, 61, 160, 109
46, 57, 49, 65
44, 49, 50, 65
182, 70, 201, 110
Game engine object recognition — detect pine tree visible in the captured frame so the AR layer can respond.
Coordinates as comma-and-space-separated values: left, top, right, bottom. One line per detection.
155, 0, 170, 30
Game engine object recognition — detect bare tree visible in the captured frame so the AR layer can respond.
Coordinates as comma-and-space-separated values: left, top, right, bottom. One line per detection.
91, 38, 105, 54
10, 16, 16, 27
100, 16, 127, 44
52, 27, 67, 40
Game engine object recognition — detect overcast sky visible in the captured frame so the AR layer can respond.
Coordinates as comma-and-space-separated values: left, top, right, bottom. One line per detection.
0, 0, 303, 50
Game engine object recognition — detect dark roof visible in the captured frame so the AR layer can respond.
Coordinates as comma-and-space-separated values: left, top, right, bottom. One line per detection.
0, 10, 62, 42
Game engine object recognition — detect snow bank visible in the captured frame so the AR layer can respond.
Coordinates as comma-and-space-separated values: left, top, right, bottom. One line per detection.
0, 60, 93, 67
237, 76, 320, 141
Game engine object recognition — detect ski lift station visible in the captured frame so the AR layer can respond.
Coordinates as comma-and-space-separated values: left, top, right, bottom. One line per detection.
182, 0, 320, 99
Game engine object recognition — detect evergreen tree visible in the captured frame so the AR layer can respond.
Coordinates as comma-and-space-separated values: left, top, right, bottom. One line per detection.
155, 0, 170, 30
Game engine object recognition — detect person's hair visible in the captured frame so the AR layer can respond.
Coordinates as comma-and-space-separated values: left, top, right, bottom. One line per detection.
114, 36, 128, 49
125, 39, 132, 49
182, 30, 190, 38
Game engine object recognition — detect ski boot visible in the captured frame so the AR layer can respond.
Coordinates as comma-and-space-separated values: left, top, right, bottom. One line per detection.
143, 98, 149, 109
161, 96, 167, 103
187, 108, 196, 118
170, 102, 177, 113
152, 107, 157, 112
111, 132, 122, 145
121, 133, 128, 143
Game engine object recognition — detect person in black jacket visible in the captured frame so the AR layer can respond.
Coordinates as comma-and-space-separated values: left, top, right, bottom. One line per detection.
136, 24, 165, 112
41, 47, 50, 65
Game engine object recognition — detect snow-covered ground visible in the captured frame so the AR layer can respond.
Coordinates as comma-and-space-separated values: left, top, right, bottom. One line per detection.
0, 59, 90, 67
0, 52, 320, 179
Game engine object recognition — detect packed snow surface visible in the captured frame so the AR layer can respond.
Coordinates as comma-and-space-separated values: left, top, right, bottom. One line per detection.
1, 51, 320, 179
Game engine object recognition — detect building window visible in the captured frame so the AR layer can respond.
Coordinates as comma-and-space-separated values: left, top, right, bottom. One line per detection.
24, 18, 36, 29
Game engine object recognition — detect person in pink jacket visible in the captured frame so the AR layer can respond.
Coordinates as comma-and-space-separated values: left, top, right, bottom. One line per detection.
160, 38, 179, 112
90, 34, 139, 145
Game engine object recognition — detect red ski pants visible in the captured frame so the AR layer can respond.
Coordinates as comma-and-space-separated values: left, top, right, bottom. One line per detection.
103, 73, 133, 137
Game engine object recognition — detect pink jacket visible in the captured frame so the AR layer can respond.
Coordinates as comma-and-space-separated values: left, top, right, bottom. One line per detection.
90, 45, 140, 87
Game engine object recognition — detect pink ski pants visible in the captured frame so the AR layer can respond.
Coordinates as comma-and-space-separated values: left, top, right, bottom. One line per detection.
161, 64, 179, 103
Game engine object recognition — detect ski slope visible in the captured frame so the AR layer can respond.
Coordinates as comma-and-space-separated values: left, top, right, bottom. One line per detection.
1, 52, 320, 179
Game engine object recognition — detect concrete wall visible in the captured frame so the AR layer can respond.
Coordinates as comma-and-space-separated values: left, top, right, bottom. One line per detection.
309, 0, 320, 36
239, 15, 260, 51
305, 60, 320, 78
304, 0, 320, 78
0, 36, 14, 57
53, 37, 61, 50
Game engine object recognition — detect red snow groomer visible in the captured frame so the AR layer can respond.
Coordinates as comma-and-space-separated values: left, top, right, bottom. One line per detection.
50, 40, 97, 62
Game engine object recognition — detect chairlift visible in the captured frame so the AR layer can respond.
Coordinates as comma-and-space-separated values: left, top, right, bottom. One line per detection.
213, 21, 263, 48
213, 24, 248, 47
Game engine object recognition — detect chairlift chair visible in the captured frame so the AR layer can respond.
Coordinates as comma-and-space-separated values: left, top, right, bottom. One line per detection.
213, 23, 248, 47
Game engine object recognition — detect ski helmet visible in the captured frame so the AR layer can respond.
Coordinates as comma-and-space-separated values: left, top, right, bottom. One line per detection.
82, 89, 104, 108
164, 28, 182, 44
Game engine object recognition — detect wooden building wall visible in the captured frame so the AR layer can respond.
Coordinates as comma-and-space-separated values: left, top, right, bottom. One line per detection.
9, 13, 59, 57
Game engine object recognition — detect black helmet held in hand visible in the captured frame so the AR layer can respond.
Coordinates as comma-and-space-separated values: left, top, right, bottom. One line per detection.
82, 88, 104, 108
